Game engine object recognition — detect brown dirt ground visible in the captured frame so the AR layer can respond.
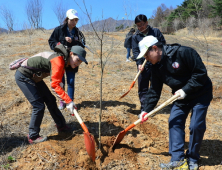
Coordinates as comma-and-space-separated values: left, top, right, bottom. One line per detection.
0, 29, 222, 170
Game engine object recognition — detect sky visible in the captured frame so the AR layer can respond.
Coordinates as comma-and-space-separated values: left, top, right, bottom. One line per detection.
0, 0, 185, 30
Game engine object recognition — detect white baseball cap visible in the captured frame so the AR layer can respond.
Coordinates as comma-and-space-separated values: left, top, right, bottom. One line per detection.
66, 9, 79, 19
136, 36, 158, 59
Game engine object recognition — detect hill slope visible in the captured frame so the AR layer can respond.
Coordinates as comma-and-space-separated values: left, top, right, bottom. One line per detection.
0, 29, 222, 169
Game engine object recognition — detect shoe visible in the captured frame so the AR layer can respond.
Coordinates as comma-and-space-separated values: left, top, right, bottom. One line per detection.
56, 124, 76, 133
58, 101, 66, 110
27, 135, 47, 144
159, 159, 188, 169
126, 59, 131, 62
188, 161, 198, 170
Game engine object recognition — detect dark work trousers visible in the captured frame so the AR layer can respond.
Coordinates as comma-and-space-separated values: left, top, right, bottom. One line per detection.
15, 70, 66, 139
137, 66, 151, 111
168, 102, 210, 163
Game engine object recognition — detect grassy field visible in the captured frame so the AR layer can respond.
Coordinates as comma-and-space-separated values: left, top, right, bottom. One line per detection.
0, 28, 222, 169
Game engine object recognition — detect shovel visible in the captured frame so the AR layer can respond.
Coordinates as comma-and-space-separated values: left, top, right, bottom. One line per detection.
112, 93, 180, 148
72, 109, 96, 161
119, 59, 147, 99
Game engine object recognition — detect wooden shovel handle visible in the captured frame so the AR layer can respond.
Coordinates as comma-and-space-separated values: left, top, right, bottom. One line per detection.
134, 60, 147, 81
73, 109, 89, 133
134, 94, 180, 125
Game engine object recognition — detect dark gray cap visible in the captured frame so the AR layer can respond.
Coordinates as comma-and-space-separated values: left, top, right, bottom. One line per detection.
71, 46, 88, 64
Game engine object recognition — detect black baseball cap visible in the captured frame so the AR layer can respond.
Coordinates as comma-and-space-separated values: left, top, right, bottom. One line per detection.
71, 46, 88, 64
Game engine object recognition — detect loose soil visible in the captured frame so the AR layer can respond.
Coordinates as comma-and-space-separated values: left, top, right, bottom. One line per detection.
0, 29, 222, 170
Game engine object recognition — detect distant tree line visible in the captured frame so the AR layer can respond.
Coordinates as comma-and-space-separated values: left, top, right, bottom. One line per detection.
149, 0, 222, 33
0, 0, 222, 33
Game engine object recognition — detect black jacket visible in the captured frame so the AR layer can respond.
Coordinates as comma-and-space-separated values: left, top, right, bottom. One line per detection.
48, 24, 85, 72
124, 32, 134, 48
132, 26, 166, 68
48, 24, 85, 50
143, 44, 213, 113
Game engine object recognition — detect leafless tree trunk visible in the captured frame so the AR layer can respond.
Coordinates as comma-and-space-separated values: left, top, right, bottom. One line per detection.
26, 0, 43, 29
123, 0, 135, 28
74, 0, 123, 154
0, 6, 14, 32
173, 18, 181, 32
52, 1, 67, 25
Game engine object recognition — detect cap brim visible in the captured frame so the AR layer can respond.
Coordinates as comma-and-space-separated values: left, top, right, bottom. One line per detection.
78, 55, 88, 64
136, 48, 148, 60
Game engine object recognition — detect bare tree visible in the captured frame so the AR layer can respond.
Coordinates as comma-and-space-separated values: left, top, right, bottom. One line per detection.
174, 0, 212, 67
173, 18, 182, 31
0, 6, 14, 32
26, 0, 43, 29
52, 1, 67, 25
201, 0, 215, 18
151, 4, 174, 28
74, 0, 123, 153
123, 0, 136, 28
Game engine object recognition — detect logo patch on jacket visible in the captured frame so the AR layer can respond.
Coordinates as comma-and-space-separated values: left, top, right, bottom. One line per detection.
172, 62, 179, 69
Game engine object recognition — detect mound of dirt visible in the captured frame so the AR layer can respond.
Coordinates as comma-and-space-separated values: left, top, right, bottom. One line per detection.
1, 30, 222, 170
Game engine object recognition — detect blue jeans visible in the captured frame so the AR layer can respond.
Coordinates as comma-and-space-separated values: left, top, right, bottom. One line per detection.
169, 103, 209, 163
126, 48, 131, 60
15, 70, 66, 139
62, 70, 76, 101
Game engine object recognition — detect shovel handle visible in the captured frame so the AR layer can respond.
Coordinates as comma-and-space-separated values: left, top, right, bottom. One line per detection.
134, 93, 180, 125
134, 60, 147, 81
73, 109, 89, 133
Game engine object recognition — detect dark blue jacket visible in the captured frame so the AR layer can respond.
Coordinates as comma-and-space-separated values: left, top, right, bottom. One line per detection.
143, 44, 213, 113
132, 26, 166, 68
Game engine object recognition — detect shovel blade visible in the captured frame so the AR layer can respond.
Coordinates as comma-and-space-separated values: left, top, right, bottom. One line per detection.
112, 130, 127, 148
119, 81, 135, 99
119, 90, 130, 99
84, 132, 96, 162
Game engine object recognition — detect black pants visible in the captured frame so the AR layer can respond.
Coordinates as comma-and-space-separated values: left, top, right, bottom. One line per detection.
15, 70, 66, 139
138, 67, 151, 111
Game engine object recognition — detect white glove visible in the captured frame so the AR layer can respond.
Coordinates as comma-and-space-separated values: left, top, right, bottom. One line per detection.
138, 111, 148, 123
66, 101, 77, 113
175, 89, 187, 100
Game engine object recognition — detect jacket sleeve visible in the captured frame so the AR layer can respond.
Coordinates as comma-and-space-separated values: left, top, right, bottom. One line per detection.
79, 30, 86, 46
50, 56, 72, 104
132, 35, 144, 65
181, 48, 208, 95
143, 69, 163, 113
48, 27, 60, 51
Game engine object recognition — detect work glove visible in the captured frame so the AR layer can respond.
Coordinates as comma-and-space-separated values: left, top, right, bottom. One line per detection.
138, 111, 148, 123
175, 89, 187, 100
66, 101, 77, 114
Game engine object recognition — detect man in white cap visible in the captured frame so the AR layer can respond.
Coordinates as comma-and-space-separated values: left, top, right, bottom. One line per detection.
48, 9, 86, 110
137, 36, 212, 170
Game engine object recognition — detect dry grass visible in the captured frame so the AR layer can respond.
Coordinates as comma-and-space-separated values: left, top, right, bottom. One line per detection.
0, 28, 221, 169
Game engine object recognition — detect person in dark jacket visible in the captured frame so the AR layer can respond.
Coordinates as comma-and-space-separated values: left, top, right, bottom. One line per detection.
48, 9, 85, 110
132, 14, 166, 112
15, 45, 88, 144
124, 28, 135, 62
137, 36, 213, 170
